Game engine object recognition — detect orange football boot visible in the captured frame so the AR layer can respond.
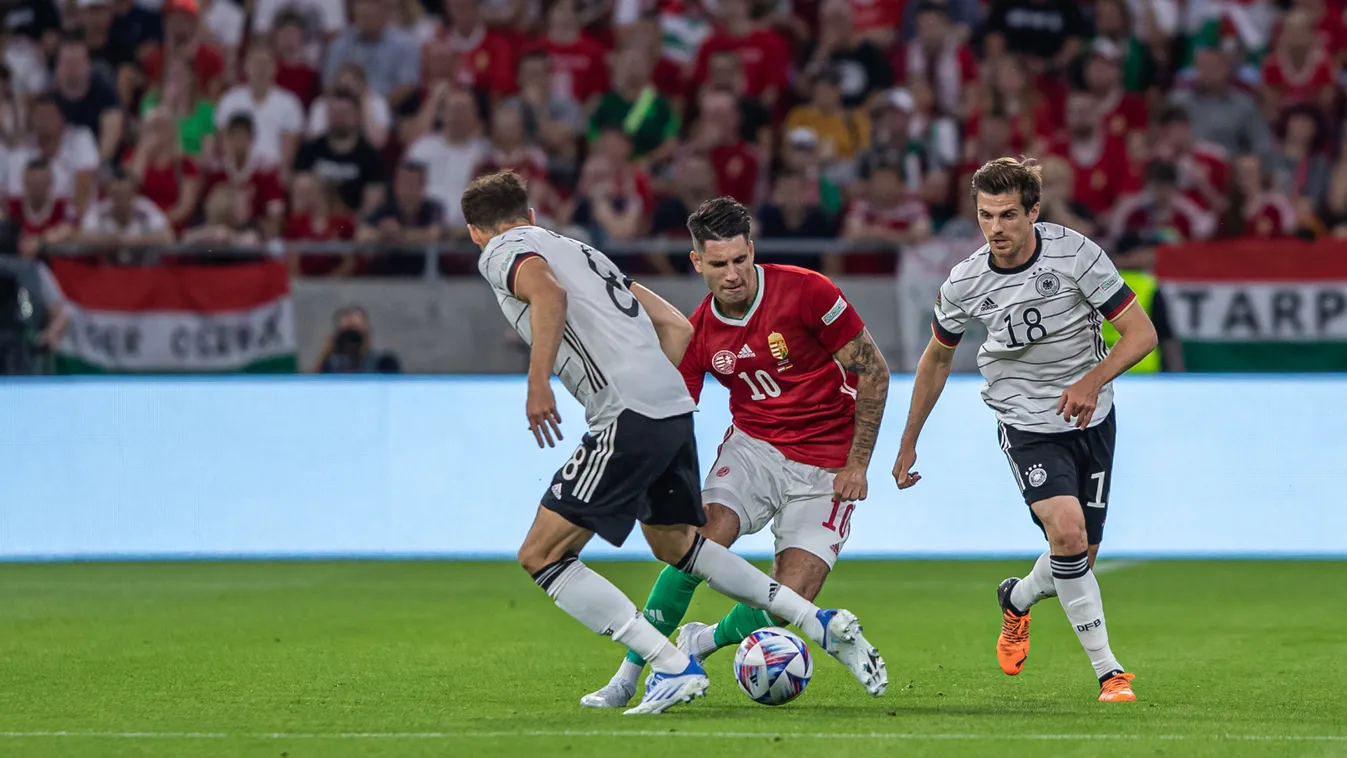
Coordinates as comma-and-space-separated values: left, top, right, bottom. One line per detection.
1098, 672, 1137, 702
995, 578, 1031, 676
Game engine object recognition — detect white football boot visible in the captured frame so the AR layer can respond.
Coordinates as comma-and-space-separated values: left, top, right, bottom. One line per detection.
623, 658, 709, 715
818, 609, 887, 697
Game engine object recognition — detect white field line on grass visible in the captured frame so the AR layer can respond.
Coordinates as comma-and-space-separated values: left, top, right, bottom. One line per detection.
0, 731, 1343, 743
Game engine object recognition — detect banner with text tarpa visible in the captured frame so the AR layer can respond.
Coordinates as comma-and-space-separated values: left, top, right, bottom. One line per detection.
1156, 239, 1347, 372
50, 259, 297, 374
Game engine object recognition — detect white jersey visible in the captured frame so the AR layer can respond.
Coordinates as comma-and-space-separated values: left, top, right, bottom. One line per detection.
479, 225, 696, 431
932, 223, 1137, 433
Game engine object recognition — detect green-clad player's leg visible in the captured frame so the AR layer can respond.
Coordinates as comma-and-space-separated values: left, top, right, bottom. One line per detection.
683, 547, 831, 660
579, 504, 742, 708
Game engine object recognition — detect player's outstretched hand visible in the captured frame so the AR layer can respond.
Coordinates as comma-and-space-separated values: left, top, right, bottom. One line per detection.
833, 465, 868, 502
526, 380, 564, 448
893, 448, 921, 490
1056, 378, 1100, 430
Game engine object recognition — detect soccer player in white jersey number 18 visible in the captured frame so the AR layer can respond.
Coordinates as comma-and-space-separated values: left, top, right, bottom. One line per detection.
890, 157, 1158, 702
464, 171, 883, 715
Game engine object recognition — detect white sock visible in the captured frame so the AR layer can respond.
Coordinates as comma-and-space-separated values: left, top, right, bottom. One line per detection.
1010, 552, 1058, 613
534, 557, 691, 675
1051, 552, 1123, 680
612, 658, 643, 688
676, 536, 825, 643
689, 624, 720, 658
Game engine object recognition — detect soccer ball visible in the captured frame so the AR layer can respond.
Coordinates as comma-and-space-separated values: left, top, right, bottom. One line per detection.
732, 627, 813, 705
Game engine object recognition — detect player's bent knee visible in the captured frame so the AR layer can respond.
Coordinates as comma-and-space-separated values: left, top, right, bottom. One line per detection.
699, 503, 741, 547
642, 523, 695, 565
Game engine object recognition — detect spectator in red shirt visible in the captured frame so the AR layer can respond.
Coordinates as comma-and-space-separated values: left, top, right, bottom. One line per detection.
801, 0, 893, 110
284, 172, 357, 276
9, 159, 74, 258
690, 0, 790, 108
204, 114, 288, 239
1108, 161, 1216, 261
474, 101, 551, 188
123, 108, 202, 232
966, 55, 1059, 156
533, 0, 610, 106
1154, 105, 1231, 214
272, 10, 322, 108
141, 0, 227, 100
1046, 89, 1130, 217
1037, 154, 1099, 238
1084, 39, 1148, 142
1228, 153, 1299, 239
442, 0, 518, 97
689, 88, 760, 205
897, 1, 978, 120
839, 162, 931, 274
1261, 9, 1339, 116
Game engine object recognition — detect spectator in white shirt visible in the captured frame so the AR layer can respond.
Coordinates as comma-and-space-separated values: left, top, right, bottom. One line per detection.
405, 88, 490, 232
76, 167, 176, 252
6, 94, 100, 217
215, 46, 305, 168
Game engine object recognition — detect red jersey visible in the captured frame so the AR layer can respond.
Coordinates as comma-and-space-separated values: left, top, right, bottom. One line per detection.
1176, 142, 1230, 212
1109, 191, 1215, 242
444, 26, 518, 95
710, 142, 759, 206
680, 264, 864, 469
691, 28, 790, 99
1097, 89, 1148, 139
1047, 134, 1129, 215
1244, 192, 1297, 238
284, 213, 357, 276
533, 35, 610, 102
143, 43, 226, 94
1261, 48, 1337, 108
848, 0, 904, 38
203, 158, 287, 222
6, 197, 71, 238
275, 59, 321, 108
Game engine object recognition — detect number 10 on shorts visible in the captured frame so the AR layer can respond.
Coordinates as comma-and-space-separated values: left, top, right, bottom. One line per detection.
823, 499, 854, 540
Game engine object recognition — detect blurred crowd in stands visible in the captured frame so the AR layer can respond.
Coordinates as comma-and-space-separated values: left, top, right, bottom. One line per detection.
1, 0, 1346, 278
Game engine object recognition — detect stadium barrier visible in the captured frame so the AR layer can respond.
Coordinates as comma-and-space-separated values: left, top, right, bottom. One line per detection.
0, 375, 1342, 561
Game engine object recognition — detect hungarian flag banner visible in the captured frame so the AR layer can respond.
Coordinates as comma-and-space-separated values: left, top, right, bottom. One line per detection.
1155, 239, 1347, 371
50, 259, 297, 374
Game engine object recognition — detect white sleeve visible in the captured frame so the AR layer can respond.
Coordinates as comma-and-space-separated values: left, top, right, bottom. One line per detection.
369, 95, 391, 130
282, 93, 305, 134
206, 1, 245, 48
319, 0, 347, 33
932, 277, 970, 347
214, 90, 239, 129
143, 201, 171, 233
251, 0, 279, 33
80, 207, 102, 232
307, 99, 328, 137
69, 129, 100, 172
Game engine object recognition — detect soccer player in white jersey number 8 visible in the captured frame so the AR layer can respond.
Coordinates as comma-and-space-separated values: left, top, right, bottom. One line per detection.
583, 198, 891, 708
892, 158, 1158, 703
465, 172, 886, 716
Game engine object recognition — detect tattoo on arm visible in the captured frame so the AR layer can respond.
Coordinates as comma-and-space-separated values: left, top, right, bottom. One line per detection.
834, 328, 890, 468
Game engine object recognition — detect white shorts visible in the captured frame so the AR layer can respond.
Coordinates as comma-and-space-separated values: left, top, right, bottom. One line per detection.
701, 426, 855, 569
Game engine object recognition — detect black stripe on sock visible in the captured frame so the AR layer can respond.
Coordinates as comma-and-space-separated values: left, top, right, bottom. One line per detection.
675, 534, 706, 573
531, 555, 578, 592
1050, 551, 1090, 580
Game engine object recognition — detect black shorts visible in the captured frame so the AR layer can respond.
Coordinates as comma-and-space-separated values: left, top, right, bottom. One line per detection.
998, 409, 1116, 545
541, 410, 706, 547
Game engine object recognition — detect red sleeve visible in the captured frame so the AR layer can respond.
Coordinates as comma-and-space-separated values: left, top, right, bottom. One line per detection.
958, 46, 979, 83
488, 37, 519, 95
198, 46, 226, 91
802, 272, 865, 354
181, 157, 199, 178
584, 38, 610, 100
764, 31, 790, 90
677, 310, 709, 404
689, 35, 717, 93
143, 46, 165, 82
1261, 59, 1284, 88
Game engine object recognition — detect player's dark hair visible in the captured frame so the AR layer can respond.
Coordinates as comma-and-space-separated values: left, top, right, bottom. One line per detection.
24, 157, 50, 174
687, 196, 753, 252
461, 170, 531, 232
226, 113, 255, 135
970, 156, 1042, 213
1144, 159, 1179, 186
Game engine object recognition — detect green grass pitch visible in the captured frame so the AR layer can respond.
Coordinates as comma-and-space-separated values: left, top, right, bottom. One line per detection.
1, 560, 1344, 758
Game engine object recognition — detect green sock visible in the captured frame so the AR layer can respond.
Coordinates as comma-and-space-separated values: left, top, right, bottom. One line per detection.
624, 565, 704, 667
712, 603, 779, 649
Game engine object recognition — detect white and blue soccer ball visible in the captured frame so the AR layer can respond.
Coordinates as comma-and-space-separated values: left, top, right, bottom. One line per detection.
732, 627, 813, 705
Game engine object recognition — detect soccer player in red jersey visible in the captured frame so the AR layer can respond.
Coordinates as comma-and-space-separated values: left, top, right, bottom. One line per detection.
583, 197, 890, 708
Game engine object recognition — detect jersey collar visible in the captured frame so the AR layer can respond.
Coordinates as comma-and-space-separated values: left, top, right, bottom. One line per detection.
711, 264, 765, 326
988, 228, 1042, 275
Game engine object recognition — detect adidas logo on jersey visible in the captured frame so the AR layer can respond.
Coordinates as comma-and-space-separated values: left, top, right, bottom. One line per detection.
738, 344, 756, 358
979, 297, 998, 313
551, 483, 563, 499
